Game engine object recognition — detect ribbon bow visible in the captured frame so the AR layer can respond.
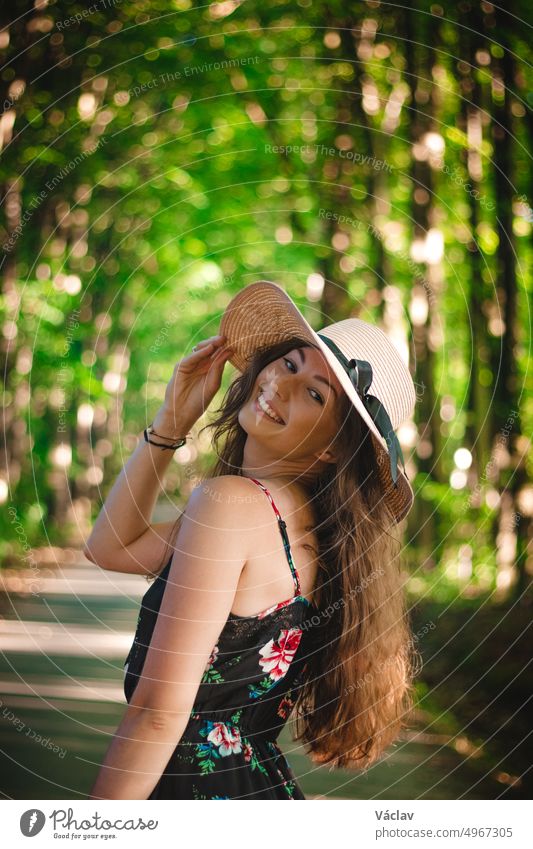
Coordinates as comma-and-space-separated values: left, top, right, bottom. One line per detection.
317, 333, 406, 488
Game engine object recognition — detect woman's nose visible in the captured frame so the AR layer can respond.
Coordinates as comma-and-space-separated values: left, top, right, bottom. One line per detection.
262, 365, 297, 399
269, 375, 291, 402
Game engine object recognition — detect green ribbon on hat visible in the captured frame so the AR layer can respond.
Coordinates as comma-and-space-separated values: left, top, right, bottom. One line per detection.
317, 333, 406, 487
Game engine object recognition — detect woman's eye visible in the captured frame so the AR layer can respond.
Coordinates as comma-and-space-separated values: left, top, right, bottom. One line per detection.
283, 358, 324, 405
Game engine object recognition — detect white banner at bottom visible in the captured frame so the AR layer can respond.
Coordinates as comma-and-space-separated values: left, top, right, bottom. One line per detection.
2, 799, 529, 849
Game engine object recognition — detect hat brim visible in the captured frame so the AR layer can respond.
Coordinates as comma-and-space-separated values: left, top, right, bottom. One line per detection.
219, 280, 414, 523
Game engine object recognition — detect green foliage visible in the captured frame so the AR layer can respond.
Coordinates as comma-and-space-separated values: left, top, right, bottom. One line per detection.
0, 0, 531, 600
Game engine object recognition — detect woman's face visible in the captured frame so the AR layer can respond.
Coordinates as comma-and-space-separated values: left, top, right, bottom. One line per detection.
238, 344, 345, 468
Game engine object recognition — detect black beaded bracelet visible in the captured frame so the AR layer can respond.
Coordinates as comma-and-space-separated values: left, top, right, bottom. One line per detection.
143, 425, 188, 451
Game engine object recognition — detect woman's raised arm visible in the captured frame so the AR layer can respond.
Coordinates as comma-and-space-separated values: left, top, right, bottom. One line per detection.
82, 335, 233, 574
82, 427, 187, 575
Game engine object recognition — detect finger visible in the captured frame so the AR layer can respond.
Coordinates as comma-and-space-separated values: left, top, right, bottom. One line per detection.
193, 335, 227, 349
180, 342, 231, 369
210, 343, 233, 357
188, 342, 215, 355
211, 348, 234, 370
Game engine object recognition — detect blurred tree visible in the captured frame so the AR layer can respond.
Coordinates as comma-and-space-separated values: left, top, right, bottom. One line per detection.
0, 0, 530, 600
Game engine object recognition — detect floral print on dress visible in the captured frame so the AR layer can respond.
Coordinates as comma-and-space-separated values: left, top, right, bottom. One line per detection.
201, 644, 223, 684
277, 691, 295, 720
207, 721, 242, 756
266, 740, 299, 799
124, 477, 316, 800
206, 644, 219, 669
259, 628, 302, 681
196, 719, 242, 774
241, 737, 269, 776
192, 784, 231, 800
194, 718, 271, 780
201, 646, 243, 685
248, 627, 302, 699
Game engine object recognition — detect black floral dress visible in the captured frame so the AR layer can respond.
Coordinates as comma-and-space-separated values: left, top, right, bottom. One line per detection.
123, 477, 318, 800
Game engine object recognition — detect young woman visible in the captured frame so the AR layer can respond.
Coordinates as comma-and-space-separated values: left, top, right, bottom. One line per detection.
85, 280, 418, 800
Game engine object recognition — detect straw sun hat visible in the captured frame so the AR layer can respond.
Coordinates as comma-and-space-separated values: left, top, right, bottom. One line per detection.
218, 280, 416, 523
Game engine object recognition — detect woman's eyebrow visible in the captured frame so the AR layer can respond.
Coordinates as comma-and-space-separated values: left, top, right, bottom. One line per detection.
294, 348, 338, 397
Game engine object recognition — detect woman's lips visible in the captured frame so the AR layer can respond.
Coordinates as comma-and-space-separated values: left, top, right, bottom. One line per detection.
254, 397, 284, 424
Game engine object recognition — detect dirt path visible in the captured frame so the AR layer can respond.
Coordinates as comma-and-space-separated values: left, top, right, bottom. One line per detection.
0, 558, 508, 799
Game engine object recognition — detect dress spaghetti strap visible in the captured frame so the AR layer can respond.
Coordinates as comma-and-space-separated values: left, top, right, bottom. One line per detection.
248, 477, 302, 598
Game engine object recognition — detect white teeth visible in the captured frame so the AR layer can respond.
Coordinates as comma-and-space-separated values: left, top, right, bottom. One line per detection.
258, 392, 283, 423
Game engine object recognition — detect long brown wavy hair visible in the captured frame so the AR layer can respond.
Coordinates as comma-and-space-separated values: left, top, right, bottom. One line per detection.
152, 336, 419, 770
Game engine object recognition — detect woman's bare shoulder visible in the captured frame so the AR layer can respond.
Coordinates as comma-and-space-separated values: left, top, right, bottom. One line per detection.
187, 475, 264, 513
181, 477, 263, 560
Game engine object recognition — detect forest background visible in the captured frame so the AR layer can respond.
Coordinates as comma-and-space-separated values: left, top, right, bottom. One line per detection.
0, 0, 531, 799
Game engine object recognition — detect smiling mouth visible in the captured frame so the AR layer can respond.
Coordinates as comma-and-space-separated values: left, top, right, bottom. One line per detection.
255, 391, 285, 424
